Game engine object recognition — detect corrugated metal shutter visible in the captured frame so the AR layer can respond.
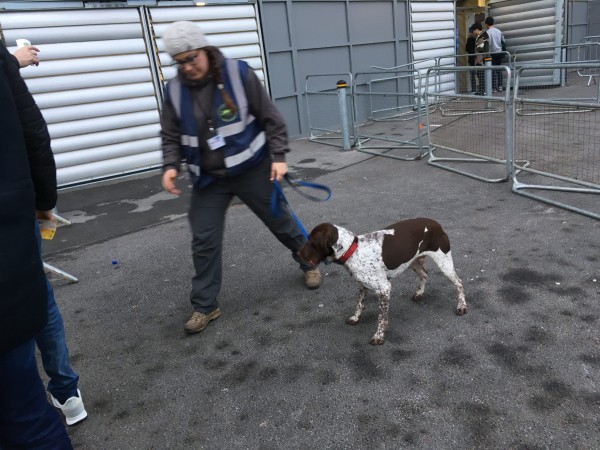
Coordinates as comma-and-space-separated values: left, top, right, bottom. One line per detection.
410, 1, 456, 93
0, 9, 163, 187
148, 5, 267, 90
489, 0, 564, 86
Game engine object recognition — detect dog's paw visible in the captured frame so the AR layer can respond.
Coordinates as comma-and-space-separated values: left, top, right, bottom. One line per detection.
456, 306, 468, 316
412, 293, 424, 302
370, 336, 385, 345
346, 316, 360, 325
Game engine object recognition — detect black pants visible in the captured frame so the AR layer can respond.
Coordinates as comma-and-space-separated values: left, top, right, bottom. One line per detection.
491, 53, 503, 90
188, 157, 314, 313
468, 61, 477, 92
475, 63, 484, 94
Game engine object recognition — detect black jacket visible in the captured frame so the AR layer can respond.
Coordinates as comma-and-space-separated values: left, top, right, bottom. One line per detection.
3, 46, 57, 211
0, 44, 49, 353
466, 36, 476, 65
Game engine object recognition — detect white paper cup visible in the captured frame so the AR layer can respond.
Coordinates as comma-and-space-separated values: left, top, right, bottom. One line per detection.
16, 38, 31, 48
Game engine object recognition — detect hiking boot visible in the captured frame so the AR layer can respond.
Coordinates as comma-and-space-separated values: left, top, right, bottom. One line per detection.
184, 309, 222, 334
51, 389, 87, 426
304, 268, 322, 290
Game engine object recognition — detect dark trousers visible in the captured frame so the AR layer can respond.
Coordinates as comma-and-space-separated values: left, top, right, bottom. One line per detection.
468, 61, 477, 92
491, 53, 504, 90
475, 63, 484, 94
0, 339, 72, 449
188, 157, 313, 313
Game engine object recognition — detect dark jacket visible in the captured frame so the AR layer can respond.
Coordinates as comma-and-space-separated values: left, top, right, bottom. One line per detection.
160, 47, 289, 176
475, 31, 490, 65
466, 36, 476, 65
3, 46, 57, 211
0, 44, 49, 353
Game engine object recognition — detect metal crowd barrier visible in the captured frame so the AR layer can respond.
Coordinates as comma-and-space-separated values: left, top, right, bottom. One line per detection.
44, 208, 78, 283
510, 43, 600, 116
511, 63, 600, 220
511, 42, 600, 68
424, 65, 515, 183
511, 42, 600, 87
578, 36, 600, 86
352, 69, 427, 160
434, 52, 511, 92
372, 57, 448, 97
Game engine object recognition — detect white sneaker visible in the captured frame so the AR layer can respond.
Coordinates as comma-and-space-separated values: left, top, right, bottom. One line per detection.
51, 389, 88, 425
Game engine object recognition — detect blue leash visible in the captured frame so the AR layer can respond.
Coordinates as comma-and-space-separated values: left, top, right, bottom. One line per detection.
271, 174, 332, 238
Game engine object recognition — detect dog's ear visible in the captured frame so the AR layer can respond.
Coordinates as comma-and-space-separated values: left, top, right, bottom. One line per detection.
326, 224, 338, 252
315, 223, 338, 257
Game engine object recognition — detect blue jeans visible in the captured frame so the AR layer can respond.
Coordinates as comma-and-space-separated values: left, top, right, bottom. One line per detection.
35, 223, 79, 404
0, 339, 72, 449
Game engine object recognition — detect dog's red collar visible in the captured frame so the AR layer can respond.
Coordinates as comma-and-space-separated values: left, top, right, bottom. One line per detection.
335, 236, 359, 265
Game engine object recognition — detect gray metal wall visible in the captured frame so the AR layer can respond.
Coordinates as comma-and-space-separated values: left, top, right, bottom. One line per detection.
567, 0, 600, 41
257, 0, 410, 138
590, 0, 600, 36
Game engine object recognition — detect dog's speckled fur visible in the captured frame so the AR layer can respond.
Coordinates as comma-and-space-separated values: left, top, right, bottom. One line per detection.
298, 218, 467, 345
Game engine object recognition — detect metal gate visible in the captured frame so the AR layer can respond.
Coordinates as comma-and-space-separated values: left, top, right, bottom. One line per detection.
353, 69, 427, 160
512, 63, 600, 220
424, 65, 514, 183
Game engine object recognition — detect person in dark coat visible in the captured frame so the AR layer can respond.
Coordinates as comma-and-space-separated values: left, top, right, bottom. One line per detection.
465, 26, 477, 93
159, 21, 322, 335
0, 43, 72, 449
472, 22, 489, 95
7, 41, 87, 425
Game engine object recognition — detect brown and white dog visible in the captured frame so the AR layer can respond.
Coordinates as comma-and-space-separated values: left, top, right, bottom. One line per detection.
298, 218, 467, 345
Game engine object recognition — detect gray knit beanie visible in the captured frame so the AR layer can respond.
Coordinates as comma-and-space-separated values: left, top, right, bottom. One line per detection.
162, 21, 209, 57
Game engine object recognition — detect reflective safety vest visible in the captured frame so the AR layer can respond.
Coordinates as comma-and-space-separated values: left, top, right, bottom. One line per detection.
166, 59, 267, 189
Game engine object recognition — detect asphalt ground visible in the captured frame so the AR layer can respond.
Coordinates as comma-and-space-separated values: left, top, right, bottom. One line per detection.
42, 138, 599, 449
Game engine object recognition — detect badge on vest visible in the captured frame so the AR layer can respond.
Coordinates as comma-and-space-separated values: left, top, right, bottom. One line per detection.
208, 134, 226, 151
218, 104, 238, 122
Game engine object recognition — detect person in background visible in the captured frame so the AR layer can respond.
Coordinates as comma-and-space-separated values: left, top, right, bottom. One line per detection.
472, 22, 489, 95
159, 21, 322, 335
8, 40, 88, 426
0, 42, 73, 450
484, 17, 506, 92
465, 26, 477, 93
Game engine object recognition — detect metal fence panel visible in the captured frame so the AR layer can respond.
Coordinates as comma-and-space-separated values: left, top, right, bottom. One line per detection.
352, 69, 427, 160
424, 65, 514, 183
511, 63, 600, 219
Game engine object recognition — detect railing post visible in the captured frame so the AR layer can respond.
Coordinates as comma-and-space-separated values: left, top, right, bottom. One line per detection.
337, 80, 352, 151
504, 68, 514, 180
484, 57, 493, 96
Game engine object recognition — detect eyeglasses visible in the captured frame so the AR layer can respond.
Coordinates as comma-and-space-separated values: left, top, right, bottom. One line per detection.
171, 53, 198, 68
